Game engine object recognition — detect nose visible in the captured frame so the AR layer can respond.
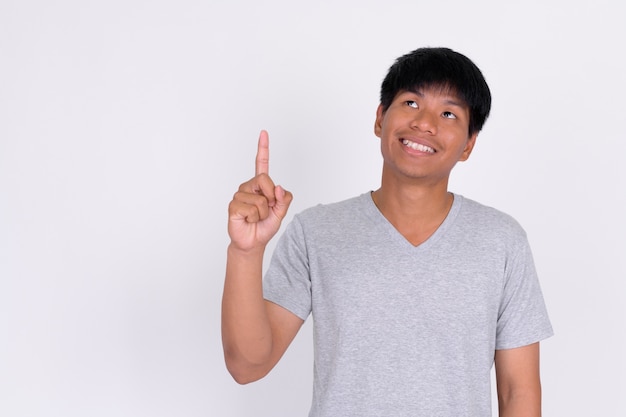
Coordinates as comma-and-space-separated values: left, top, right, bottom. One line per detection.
411, 110, 437, 134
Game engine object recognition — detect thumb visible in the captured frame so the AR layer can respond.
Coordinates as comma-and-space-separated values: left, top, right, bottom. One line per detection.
272, 185, 293, 219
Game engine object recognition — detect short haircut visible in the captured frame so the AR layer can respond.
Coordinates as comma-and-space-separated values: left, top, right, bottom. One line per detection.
380, 47, 492, 135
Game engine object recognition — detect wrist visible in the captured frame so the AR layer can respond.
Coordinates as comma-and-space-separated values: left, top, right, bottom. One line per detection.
227, 242, 266, 259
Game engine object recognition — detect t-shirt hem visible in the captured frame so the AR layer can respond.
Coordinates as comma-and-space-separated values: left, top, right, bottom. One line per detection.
495, 329, 554, 350
263, 292, 310, 321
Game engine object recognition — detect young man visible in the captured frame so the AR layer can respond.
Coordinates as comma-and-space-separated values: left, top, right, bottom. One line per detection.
222, 47, 553, 416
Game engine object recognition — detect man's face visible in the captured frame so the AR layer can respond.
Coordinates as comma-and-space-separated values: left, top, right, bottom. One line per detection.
374, 87, 477, 186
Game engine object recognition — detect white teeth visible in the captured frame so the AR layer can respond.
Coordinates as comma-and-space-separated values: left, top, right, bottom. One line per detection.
402, 139, 434, 153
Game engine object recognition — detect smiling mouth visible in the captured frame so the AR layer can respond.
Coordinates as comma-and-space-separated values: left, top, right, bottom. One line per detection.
401, 139, 435, 153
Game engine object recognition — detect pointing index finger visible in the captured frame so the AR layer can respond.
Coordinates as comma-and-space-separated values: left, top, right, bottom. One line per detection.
255, 130, 270, 176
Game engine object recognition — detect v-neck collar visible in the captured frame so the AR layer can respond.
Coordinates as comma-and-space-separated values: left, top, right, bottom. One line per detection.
361, 191, 463, 251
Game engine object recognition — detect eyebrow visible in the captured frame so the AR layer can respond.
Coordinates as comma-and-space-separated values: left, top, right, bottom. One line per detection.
404, 88, 468, 109
442, 98, 467, 109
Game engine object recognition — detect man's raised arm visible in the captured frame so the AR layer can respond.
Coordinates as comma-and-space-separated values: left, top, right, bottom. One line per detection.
221, 130, 303, 384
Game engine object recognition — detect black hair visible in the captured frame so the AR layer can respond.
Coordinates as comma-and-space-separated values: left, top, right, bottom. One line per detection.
380, 47, 491, 135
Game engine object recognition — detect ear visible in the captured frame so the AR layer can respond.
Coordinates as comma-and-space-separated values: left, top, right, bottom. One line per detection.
458, 132, 478, 162
374, 104, 384, 138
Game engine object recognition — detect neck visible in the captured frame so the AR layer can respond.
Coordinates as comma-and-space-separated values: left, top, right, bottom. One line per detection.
371, 178, 453, 247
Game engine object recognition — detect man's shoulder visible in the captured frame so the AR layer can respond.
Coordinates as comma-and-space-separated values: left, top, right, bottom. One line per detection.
455, 194, 527, 237
297, 193, 370, 220
286, 193, 376, 238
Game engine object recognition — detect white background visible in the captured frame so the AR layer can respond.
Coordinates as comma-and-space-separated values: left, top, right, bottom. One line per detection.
1, 0, 624, 416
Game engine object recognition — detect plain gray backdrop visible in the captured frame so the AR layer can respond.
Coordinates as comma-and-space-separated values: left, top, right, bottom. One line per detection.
1, 0, 624, 416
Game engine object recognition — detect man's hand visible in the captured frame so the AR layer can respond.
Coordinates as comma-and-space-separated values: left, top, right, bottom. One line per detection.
228, 130, 293, 252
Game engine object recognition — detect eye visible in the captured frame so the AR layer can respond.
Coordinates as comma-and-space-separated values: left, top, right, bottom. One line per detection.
442, 111, 457, 119
405, 100, 418, 108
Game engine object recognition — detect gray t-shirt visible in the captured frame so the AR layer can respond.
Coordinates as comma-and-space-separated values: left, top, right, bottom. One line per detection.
264, 193, 553, 417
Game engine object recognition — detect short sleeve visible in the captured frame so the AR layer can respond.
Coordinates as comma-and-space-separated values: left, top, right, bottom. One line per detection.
495, 233, 554, 350
263, 216, 312, 321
